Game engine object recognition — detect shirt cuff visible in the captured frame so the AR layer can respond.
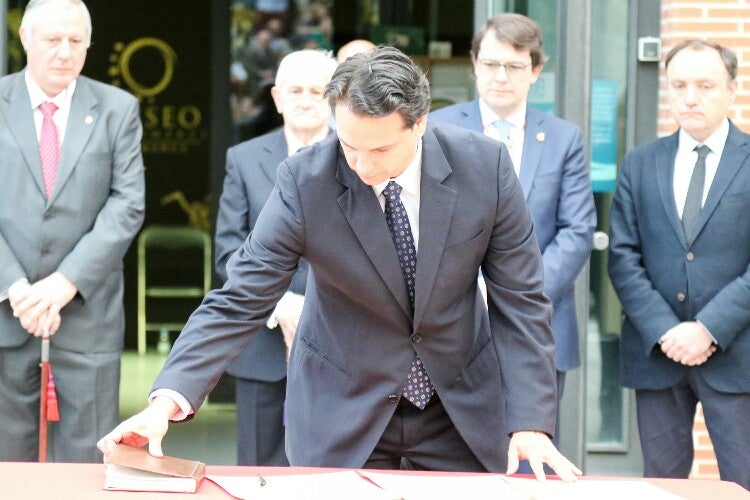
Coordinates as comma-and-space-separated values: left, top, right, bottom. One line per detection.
697, 320, 718, 345
149, 389, 194, 421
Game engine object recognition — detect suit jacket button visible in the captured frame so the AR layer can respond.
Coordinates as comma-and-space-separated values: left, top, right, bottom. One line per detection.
388, 394, 398, 404
686, 252, 694, 261
411, 333, 422, 343
677, 292, 686, 302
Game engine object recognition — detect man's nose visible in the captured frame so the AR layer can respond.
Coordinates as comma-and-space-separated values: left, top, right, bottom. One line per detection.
56, 39, 73, 58
354, 154, 375, 174
492, 66, 510, 82
684, 85, 699, 104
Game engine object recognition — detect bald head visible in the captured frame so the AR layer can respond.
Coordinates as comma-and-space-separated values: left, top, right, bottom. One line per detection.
336, 39, 376, 64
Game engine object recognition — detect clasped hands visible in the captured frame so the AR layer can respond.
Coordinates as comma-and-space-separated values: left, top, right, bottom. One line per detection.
8, 272, 77, 336
660, 321, 716, 366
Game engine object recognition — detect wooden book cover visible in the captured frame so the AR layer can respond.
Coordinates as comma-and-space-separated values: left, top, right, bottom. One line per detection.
104, 444, 206, 493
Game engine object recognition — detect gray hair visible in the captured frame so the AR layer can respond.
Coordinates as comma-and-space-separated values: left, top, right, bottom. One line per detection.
21, 0, 92, 48
324, 45, 431, 128
275, 49, 338, 88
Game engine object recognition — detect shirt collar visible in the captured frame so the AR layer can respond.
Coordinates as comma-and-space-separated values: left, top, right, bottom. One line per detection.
479, 98, 526, 129
373, 138, 422, 197
678, 118, 729, 158
284, 125, 330, 156
25, 70, 76, 111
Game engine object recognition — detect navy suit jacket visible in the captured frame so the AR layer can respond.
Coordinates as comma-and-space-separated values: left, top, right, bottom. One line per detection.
609, 123, 750, 393
214, 128, 309, 381
154, 124, 557, 470
430, 101, 596, 371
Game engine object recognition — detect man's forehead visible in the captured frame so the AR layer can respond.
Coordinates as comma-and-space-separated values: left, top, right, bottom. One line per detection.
280, 71, 331, 88
667, 49, 728, 78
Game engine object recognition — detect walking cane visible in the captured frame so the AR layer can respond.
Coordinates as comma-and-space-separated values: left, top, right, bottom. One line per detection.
38, 333, 60, 462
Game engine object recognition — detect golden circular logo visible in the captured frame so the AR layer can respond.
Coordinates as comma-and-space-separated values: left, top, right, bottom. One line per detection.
109, 37, 177, 99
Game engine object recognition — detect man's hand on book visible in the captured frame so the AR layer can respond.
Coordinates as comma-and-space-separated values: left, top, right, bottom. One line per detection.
97, 396, 178, 458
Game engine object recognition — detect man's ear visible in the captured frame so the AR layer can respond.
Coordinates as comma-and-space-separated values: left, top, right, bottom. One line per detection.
18, 27, 29, 52
271, 86, 283, 114
413, 114, 428, 138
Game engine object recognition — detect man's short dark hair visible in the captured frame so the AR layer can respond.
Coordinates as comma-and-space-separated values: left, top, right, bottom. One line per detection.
471, 13, 548, 68
325, 45, 431, 128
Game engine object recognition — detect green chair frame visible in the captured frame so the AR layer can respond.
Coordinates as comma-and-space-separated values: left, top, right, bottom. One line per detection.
137, 225, 212, 355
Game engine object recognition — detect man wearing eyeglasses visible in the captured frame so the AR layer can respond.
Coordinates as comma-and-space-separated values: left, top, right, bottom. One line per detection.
431, 13, 596, 446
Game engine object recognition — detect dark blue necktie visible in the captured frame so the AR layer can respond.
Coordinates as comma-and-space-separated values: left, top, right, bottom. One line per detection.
383, 181, 434, 409
682, 145, 710, 239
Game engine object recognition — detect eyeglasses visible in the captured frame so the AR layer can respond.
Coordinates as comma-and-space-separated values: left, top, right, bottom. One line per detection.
476, 59, 532, 76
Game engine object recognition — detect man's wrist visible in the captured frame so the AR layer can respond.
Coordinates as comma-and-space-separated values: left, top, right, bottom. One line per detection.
4, 278, 30, 302
150, 395, 180, 419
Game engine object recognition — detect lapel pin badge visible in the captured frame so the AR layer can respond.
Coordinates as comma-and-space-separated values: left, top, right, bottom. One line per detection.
536, 132, 545, 142
85, 115, 94, 125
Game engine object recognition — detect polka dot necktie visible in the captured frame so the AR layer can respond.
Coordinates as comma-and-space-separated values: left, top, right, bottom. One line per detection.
383, 181, 434, 409
38, 101, 60, 198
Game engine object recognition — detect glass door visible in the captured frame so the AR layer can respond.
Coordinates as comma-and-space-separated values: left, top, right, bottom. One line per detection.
585, 0, 641, 475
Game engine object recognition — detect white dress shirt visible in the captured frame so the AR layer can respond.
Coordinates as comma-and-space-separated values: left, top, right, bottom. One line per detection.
479, 98, 525, 177
26, 71, 76, 145
372, 139, 423, 250
673, 119, 728, 218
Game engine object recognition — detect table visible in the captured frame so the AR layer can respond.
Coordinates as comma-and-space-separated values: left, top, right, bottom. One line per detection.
1, 462, 747, 499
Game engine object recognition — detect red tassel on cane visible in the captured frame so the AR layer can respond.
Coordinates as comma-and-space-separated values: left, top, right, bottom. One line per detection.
46, 370, 60, 422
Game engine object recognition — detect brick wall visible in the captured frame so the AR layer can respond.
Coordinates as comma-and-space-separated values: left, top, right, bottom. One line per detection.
658, 0, 750, 480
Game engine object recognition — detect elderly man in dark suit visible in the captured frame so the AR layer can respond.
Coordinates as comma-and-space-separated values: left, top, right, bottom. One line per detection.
609, 40, 750, 490
0, 0, 144, 462
214, 49, 337, 466
98, 46, 580, 481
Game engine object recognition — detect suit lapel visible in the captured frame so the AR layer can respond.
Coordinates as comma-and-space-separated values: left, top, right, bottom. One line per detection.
655, 133, 687, 247
518, 108, 544, 198
260, 129, 288, 185
456, 100, 484, 133
2, 72, 46, 197
50, 77, 98, 205
412, 129, 455, 329
335, 129, 457, 323
336, 151, 414, 319
693, 123, 750, 241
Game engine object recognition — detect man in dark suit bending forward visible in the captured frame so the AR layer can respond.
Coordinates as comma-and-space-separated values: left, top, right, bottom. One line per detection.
98, 46, 580, 481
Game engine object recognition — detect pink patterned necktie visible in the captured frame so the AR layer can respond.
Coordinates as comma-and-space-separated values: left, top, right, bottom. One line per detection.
38, 101, 60, 198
